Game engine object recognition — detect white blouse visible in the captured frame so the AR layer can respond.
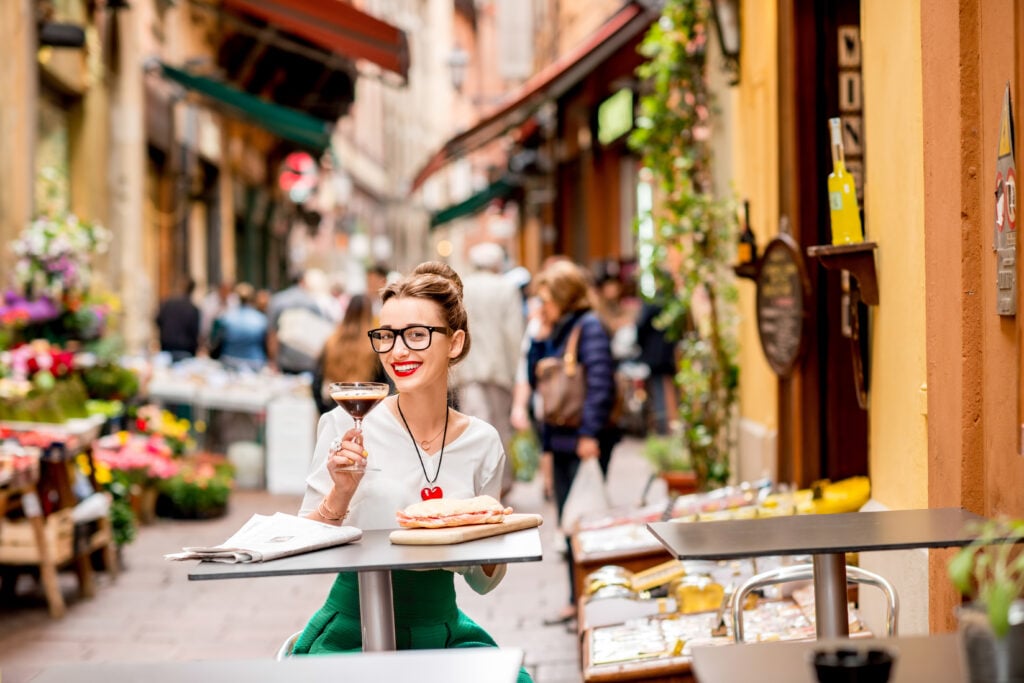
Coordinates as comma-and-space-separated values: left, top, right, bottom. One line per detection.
299, 403, 508, 594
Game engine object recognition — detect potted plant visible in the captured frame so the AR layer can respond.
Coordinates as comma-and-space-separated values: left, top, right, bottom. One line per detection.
156, 454, 235, 520
642, 434, 697, 495
948, 517, 1024, 682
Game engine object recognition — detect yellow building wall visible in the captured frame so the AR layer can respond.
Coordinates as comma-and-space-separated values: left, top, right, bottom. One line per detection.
860, 0, 928, 509
732, 0, 779, 467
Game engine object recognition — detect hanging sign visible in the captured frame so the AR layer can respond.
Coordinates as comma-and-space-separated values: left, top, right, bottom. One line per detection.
994, 83, 1016, 316
279, 152, 318, 204
756, 233, 811, 376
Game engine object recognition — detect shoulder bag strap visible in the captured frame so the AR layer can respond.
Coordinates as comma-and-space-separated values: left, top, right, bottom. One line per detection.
563, 324, 582, 377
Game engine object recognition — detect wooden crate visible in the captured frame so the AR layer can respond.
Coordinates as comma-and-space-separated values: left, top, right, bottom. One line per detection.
0, 508, 75, 565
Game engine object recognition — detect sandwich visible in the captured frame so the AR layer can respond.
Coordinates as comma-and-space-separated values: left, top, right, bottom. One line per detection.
396, 495, 513, 529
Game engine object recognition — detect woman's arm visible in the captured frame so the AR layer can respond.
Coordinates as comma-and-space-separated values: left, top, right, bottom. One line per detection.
461, 426, 509, 593
299, 412, 363, 525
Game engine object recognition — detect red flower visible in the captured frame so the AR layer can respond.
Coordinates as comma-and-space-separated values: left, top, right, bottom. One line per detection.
136, 418, 148, 432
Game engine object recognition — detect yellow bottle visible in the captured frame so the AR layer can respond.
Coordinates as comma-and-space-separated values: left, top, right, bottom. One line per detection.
827, 117, 863, 244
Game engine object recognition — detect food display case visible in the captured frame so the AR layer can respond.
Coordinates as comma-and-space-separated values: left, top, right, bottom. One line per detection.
581, 585, 868, 683
569, 477, 871, 605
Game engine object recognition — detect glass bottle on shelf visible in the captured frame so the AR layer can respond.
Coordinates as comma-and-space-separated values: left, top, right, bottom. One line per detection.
827, 117, 864, 245
737, 199, 757, 264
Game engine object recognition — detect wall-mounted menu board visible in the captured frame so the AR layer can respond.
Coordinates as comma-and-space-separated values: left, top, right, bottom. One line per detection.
756, 234, 811, 376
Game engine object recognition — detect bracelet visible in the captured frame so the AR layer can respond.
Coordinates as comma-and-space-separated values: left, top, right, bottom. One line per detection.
317, 497, 345, 521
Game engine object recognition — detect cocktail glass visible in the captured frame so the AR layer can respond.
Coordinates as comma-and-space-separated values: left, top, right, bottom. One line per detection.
328, 381, 390, 471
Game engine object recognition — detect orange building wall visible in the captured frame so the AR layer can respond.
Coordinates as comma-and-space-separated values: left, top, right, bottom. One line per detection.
922, 0, 1024, 633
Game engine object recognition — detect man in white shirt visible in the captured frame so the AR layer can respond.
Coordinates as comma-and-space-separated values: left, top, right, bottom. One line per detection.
456, 243, 525, 495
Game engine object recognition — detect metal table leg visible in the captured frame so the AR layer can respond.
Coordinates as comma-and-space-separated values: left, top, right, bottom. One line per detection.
813, 553, 849, 638
358, 570, 396, 651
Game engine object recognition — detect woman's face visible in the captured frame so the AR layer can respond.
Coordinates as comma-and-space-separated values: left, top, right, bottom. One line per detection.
376, 296, 464, 393
537, 286, 561, 326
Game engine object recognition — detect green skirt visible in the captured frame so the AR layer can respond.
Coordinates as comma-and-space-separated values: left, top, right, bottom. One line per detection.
293, 570, 533, 683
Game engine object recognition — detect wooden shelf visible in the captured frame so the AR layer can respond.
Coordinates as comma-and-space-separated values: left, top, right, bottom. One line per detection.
732, 261, 759, 281
806, 241, 879, 305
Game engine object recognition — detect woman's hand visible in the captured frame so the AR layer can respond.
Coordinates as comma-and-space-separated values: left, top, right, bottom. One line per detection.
326, 428, 367, 493
510, 403, 531, 432
577, 435, 600, 460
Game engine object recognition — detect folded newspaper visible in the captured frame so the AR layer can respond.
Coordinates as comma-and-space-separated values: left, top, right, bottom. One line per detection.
164, 512, 362, 563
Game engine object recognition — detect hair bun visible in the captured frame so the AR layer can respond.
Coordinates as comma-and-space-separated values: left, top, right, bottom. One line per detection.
413, 261, 464, 297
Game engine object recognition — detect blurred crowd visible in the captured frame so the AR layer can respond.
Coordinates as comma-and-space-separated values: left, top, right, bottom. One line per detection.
155, 248, 678, 444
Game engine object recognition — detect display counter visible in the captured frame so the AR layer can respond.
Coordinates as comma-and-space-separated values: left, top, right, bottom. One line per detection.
146, 360, 314, 490
580, 586, 869, 683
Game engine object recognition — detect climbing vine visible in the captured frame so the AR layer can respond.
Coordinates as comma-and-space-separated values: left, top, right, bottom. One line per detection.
629, 0, 739, 490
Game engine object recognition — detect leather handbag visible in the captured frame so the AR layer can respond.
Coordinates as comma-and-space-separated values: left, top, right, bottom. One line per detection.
534, 324, 585, 428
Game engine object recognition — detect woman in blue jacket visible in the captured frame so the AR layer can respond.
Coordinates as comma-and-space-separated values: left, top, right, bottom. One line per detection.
526, 260, 619, 624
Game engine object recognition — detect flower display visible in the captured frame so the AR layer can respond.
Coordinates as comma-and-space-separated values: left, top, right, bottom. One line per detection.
0, 340, 90, 422
12, 213, 110, 300
0, 340, 76, 382
156, 454, 235, 519
91, 432, 182, 485
134, 405, 195, 457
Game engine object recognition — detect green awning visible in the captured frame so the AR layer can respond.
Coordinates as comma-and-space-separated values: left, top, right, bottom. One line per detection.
158, 62, 334, 151
429, 177, 518, 229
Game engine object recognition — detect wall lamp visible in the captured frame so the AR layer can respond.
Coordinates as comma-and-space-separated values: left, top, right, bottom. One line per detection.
446, 45, 469, 93
710, 0, 740, 85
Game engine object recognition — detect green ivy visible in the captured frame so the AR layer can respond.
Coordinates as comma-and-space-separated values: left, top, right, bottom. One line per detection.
629, 0, 739, 490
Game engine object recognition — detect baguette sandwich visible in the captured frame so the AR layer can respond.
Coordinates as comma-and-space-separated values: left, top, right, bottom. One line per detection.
396, 495, 513, 529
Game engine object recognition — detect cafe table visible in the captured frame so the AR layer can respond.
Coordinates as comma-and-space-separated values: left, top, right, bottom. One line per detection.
647, 507, 986, 639
690, 633, 962, 683
7, 646, 526, 683
189, 527, 543, 651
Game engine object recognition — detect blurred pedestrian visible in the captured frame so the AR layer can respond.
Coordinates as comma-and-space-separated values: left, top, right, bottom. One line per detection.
365, 263, 390, 321
211, 282, 268, 373
525, 260, 620, 625
155, 277, 200, 363
511, 256, 572, 503
311, 294, 386, 414
456, 243, 524, 495
199, 280, 237, 355
593, 265, 633, 335
636, 301, 678, 434
266, 269, 334, 374
254, 288, 271, 314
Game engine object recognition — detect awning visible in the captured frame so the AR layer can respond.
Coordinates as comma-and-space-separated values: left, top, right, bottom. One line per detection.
223, 0, 409, 81
158, 62, 335, 151
410, 1, 655, 192
430, 177, 518, 229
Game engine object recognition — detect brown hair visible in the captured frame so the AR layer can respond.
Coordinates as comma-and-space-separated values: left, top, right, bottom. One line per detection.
321, 294, 381, 383
381, 261, 471, 365
533, 260, 592, 314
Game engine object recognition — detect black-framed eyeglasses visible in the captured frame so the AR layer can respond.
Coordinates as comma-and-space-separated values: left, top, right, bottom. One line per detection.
367, 326, 451, 353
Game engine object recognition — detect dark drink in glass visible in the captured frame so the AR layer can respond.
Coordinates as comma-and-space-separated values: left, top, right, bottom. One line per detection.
328, 382, 389, 471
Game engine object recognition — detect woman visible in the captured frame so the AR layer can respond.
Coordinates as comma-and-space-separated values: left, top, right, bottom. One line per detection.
312, 294, 388, 414
293, 262, 532, 683
526, 260, 619, 624
212, 282, 267, 372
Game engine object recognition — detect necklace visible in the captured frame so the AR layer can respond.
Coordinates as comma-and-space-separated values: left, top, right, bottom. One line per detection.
396, 396, 448, 501
416, 422, 446, 449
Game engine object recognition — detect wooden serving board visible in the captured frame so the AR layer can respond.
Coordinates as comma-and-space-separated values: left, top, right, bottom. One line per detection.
389, 513, 543, 546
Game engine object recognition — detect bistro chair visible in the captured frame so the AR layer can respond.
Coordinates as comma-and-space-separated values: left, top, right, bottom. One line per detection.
731, 563, 899, 642
275, 630, 302, 660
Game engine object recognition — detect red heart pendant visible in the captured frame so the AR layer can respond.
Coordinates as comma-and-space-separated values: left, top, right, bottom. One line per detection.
420, 486, 443, 500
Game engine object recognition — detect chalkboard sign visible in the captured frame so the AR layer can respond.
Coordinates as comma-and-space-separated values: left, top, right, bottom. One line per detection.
755, 234, 811, 376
